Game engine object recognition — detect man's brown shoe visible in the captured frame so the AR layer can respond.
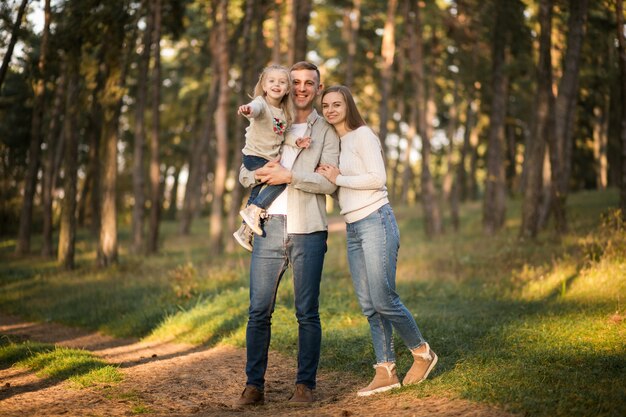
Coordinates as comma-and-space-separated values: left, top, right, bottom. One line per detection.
236, 385, 264, 406
288, 383, 314, 404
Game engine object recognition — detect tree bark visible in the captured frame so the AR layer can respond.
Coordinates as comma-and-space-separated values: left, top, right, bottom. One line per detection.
179, 61, 219, 235
226, 0, 262, 252
131, 0, 153, 254
97, 1, 129, 267
15, 0, 49, 255
408, 0, 441, 236
520, 0, 553, 239
483, 1, 509, 235
209, 0, 230, 255
147, 0, 162, 254
550, 0, 589, 234
378, 0, 398, 159
78, 58, 104, 233
41, 70, 65, 257
344, 0, 361, 88
58, 59, 80, 270
0, 0, 29, 91
288, 0, 311, 64
617, 0, 626, 220
166, 166, 181, 220
592, 103, 609, 190
272, 0, 282, 64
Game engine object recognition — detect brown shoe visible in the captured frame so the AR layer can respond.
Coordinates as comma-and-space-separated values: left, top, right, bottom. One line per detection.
402, 342, 438, 385
288, 383, 314, 405
357, 362, 401, 397
236, 385, 264, 406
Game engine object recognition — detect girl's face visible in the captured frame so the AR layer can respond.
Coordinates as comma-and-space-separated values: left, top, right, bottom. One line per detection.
321, 91, 347, 128
263, 70, 290, 105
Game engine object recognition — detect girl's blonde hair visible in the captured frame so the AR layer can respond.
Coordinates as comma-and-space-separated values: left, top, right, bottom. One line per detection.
252, 64, 294, 126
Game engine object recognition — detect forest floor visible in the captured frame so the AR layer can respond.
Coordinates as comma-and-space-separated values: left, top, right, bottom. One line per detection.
0, 313, 515, 417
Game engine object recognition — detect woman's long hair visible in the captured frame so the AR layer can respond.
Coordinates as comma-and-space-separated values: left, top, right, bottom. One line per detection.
322, 85, 385, 159
321, 85, 366, 131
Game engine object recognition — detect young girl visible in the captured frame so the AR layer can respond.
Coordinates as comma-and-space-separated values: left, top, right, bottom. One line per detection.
233, 64, 309, 251
316, 85, 437, 397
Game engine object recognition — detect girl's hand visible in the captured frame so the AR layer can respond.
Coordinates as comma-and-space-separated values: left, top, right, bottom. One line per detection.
238, 105, 252, 116
315, 163, 340, 184
296, 136, 311, 149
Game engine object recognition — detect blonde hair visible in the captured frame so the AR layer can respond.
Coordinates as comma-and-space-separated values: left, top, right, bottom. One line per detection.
252, 64, 294, 126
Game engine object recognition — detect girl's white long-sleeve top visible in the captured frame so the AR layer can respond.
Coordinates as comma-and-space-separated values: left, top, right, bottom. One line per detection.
335, 126, 389, 223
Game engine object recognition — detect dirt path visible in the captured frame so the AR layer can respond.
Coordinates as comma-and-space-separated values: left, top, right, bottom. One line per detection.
0, 313, 515, 416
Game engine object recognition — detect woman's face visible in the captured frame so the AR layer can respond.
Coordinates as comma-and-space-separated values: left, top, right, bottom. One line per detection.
321, 91, 347, 128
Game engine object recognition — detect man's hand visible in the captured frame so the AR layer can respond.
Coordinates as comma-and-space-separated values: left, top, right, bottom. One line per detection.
255, 161, 292, 185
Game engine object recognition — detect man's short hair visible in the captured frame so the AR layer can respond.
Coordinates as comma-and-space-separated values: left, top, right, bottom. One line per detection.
290, 61, 320, 84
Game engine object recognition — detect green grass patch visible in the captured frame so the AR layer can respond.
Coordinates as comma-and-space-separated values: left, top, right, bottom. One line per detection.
1, 189, 625, 416
0, 338, 123, 388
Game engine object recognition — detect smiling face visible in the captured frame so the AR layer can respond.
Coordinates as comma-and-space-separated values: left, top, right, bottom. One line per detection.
321, 91, 347, 129
290, 69, 322, 112
262, 69, 290, 106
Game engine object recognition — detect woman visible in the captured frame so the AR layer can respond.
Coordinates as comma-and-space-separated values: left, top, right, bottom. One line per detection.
316, 85, 437, 397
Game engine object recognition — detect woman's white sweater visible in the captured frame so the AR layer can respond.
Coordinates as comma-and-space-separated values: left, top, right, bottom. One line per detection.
335, 126, 389, 223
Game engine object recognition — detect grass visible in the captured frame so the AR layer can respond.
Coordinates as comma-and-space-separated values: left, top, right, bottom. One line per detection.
0, 338, 123, 388
1, 188, 625, 416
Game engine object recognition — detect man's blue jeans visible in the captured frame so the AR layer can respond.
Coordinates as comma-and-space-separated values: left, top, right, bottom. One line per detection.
346, 204, 425, 364
245, 215, 327, 390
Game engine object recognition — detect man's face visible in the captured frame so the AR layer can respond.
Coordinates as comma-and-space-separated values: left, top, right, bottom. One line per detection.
290, 69, 322, 111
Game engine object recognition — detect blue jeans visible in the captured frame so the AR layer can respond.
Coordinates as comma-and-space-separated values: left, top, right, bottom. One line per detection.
242, 154, 286, 209
245, 215, 327, 390
346, 204, 425, 364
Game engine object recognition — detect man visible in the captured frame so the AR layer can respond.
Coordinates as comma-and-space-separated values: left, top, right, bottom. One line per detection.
236, 61, 340, 406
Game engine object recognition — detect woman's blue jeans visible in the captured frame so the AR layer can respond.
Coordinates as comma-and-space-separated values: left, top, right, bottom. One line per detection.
346, 204, 425, 364
245, 215, 327, 390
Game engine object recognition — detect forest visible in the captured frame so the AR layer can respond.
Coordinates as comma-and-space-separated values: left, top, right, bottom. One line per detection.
0, 0, 625, 264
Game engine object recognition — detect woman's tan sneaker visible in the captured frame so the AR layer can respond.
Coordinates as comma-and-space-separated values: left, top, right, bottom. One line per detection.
402, 342, 438, 385
357, 362, 401, 397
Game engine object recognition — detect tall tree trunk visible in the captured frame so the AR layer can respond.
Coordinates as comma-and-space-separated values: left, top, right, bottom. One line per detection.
344, 0, 361, 88
97, 2, 129, 267
400, 105, 417, 205
408, 0, 441, 236
288, 0, 311, 64
593, 103, 609, 189
617, 0, 626, 220
0, 0, 29, 91
179, 64, 219, 235
209, 0, 230, 255
226, 0, 262, 252
15, 0, 49, 255
378, 0, 398, 159
147, 0, 162, 254
78, 61, 104, 233
166, 166, 181, 220
131, 0, 153, 254
520, 0, 553, 239
483, 2, 509, 235
272, 0, 282, 64
550, 0, 589, 234
42, 70, 65, 257
58, 59, 80, 270
444, 78, 460, 232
